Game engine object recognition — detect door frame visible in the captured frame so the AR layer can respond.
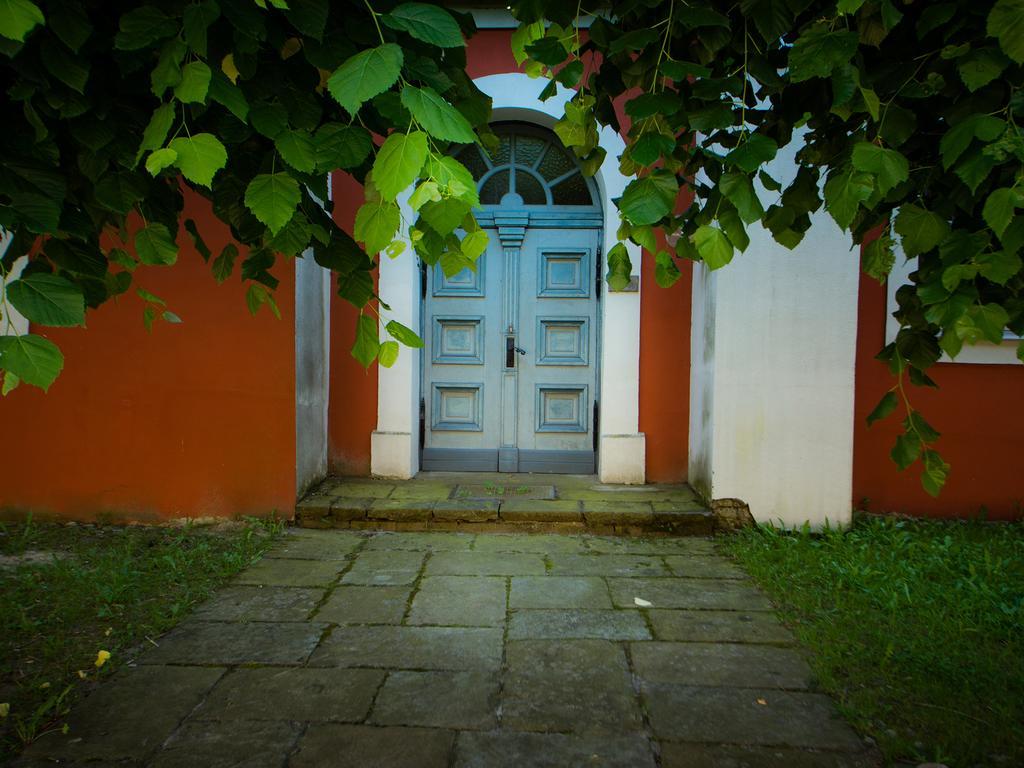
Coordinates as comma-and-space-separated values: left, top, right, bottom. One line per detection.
370, 72, 646, 483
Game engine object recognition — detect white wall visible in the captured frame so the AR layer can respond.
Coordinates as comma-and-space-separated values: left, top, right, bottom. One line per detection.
1, 230, 29, 336
294, 251, 330, 496
689, 144, 860, 528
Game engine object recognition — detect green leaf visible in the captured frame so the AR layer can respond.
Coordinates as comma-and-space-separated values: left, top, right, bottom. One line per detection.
327, 43, 403, 115
245, 172, 301, 235
183, 0, 219, 56
115, 6, 177, 50
862, 233, 895, 281
250, 102, 288, 139
354, 201, 400, 254
151, 38, 187, 97
0, 333, 63, 391
836, 0, 866, 12
719, 173, 764, 224
851, 143, 909, 195
619, 173, 678, 226
315, 124, 372, 170
694, 225, 734, 270
983, 188, 1018, 238
424, 155, 478, 206
976, 249, 1022, 285
789, 26, 860, 82
274, 129, 317, 173
6, 273, 85, 326
212, 243, 238, 284
461, 230, 489, 261
2, 370, 19, 396
958, 47, 1008, 91
168, 133, 227, 188
135, 223, 179, 265
988, 0, 1024, 64
654, 250, 681, 287
409, 180, 442, 211
372, 131, 429, 202
145, 147, 178, 176
972, 303, 1010, 343
352, 313, 380, 366
378, 340, 400, 368
920, 449, 950, 497
208, 71, 249, 121
940, 114, 1005, 169
954, 150, 997, 194
758, 170, 782, 192
866, 391, 897, 426
0, 0, 44, 41
184, 219, 212, 262
823, 167, 874, 230
725, 135, 778, 173
891, 432, 921, 470
895, 205, 950, 256
718, 208, 750, 253
400, 86, 476, 144
606, 242, 632, 291
420, 198, 471, 235
136, 103, 176, 165
173, 61, 212, 104
381, 3, 464, 47
386, 319, 424, 347
246, 283, 281, 319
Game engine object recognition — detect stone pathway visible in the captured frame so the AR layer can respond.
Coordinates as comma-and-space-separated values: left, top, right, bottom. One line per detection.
18, 530, 877, 767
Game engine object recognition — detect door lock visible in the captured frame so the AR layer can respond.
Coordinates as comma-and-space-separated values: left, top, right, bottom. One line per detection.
506, 337, 528, 368
514, 346, 527, 355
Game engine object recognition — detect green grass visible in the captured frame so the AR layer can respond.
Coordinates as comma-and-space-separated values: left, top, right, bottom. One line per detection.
0, 516, 282, 761
724, 516, 1024, 767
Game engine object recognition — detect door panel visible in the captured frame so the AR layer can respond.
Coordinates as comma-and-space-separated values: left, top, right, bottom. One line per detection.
422, 226, 600, 473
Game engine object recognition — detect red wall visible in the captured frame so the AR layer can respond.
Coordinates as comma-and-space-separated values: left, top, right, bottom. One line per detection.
0, 194, 296, 521
853, 275, 1024, 519
325, 29, 693, 481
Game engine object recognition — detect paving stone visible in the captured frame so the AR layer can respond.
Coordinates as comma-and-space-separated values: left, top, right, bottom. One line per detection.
660, 742, 877, 768
150, 719, 300, 767
330, 498, 372, 520
264, 531, 364, 560
389, 482, 455, 500
632, 642, 812, 689
581, 501, 655, 525
332, 482, 396, 498
309, 625, 502, 670
192, 586, 322, 622
651, 499, 710, 513
508, 610, 650, 640
195, 667, 383, 722
20, 666, 224, 763
607, 577, 773, 610
408, 576, 506, 627
235, 557, 344, 587
584, 536, 718, 555
433, 500, 500, 522
371, 671, 498, 729
140, 620, 326, 665
641, 683, 864, 751
548, 553, 669, 577
368, 499, 433, 521
663, 554, 749, 579
502, 639, 643, 733
341, 550, 425, 586
365, 532, 475, 551
649, 609, 795, 644
295, 495, 334, 520
472, 533, 588, 554
510, 576, 612, 609
317, 585, 412, 624
499, 499, 583, 522
291, 725, 454, 768
426, 550, 546, 576
455, 731, 657, 768
558, 487, 685, 502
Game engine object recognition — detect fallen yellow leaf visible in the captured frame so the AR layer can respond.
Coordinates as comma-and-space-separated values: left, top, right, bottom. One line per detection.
756, 698, 768, 706
0, 702, 9, 718
95, 650, 111, 669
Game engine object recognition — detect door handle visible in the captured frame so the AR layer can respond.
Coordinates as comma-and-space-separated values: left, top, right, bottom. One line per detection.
506, 338, 528, 368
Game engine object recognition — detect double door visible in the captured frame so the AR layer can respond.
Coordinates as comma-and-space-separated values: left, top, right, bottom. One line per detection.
421, 226, 601, 473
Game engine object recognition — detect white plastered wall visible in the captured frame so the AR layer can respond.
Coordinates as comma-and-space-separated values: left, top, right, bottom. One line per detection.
1, 230, 29, 336
371, 72, 646, 482
689, 139, 859, 527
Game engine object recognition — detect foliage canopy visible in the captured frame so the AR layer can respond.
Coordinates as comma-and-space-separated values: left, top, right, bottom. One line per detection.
0, 0, 1022, 495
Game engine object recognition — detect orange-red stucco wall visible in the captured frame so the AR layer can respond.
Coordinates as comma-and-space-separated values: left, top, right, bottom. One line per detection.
327, 29, 693, 481
0, 193, 297, 521
852, 275, 1024, 520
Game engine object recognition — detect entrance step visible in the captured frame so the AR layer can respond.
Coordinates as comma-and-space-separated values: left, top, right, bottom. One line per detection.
295, 475, 717, 536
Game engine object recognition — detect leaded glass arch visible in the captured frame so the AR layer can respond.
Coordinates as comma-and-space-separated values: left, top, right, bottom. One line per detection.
452, 123, 599, 209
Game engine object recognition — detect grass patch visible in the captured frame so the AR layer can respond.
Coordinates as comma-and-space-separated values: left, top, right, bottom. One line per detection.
724, 515, 1024, 767
0, 516, 282, 761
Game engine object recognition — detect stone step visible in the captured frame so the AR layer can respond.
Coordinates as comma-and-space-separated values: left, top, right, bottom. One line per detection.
294, 495, 716, 536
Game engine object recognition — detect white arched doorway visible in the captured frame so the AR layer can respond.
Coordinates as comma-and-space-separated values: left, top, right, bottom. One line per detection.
370, 72, 645, 483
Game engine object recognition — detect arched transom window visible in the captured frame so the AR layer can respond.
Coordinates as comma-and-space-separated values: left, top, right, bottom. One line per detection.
453, 123, 598, 208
